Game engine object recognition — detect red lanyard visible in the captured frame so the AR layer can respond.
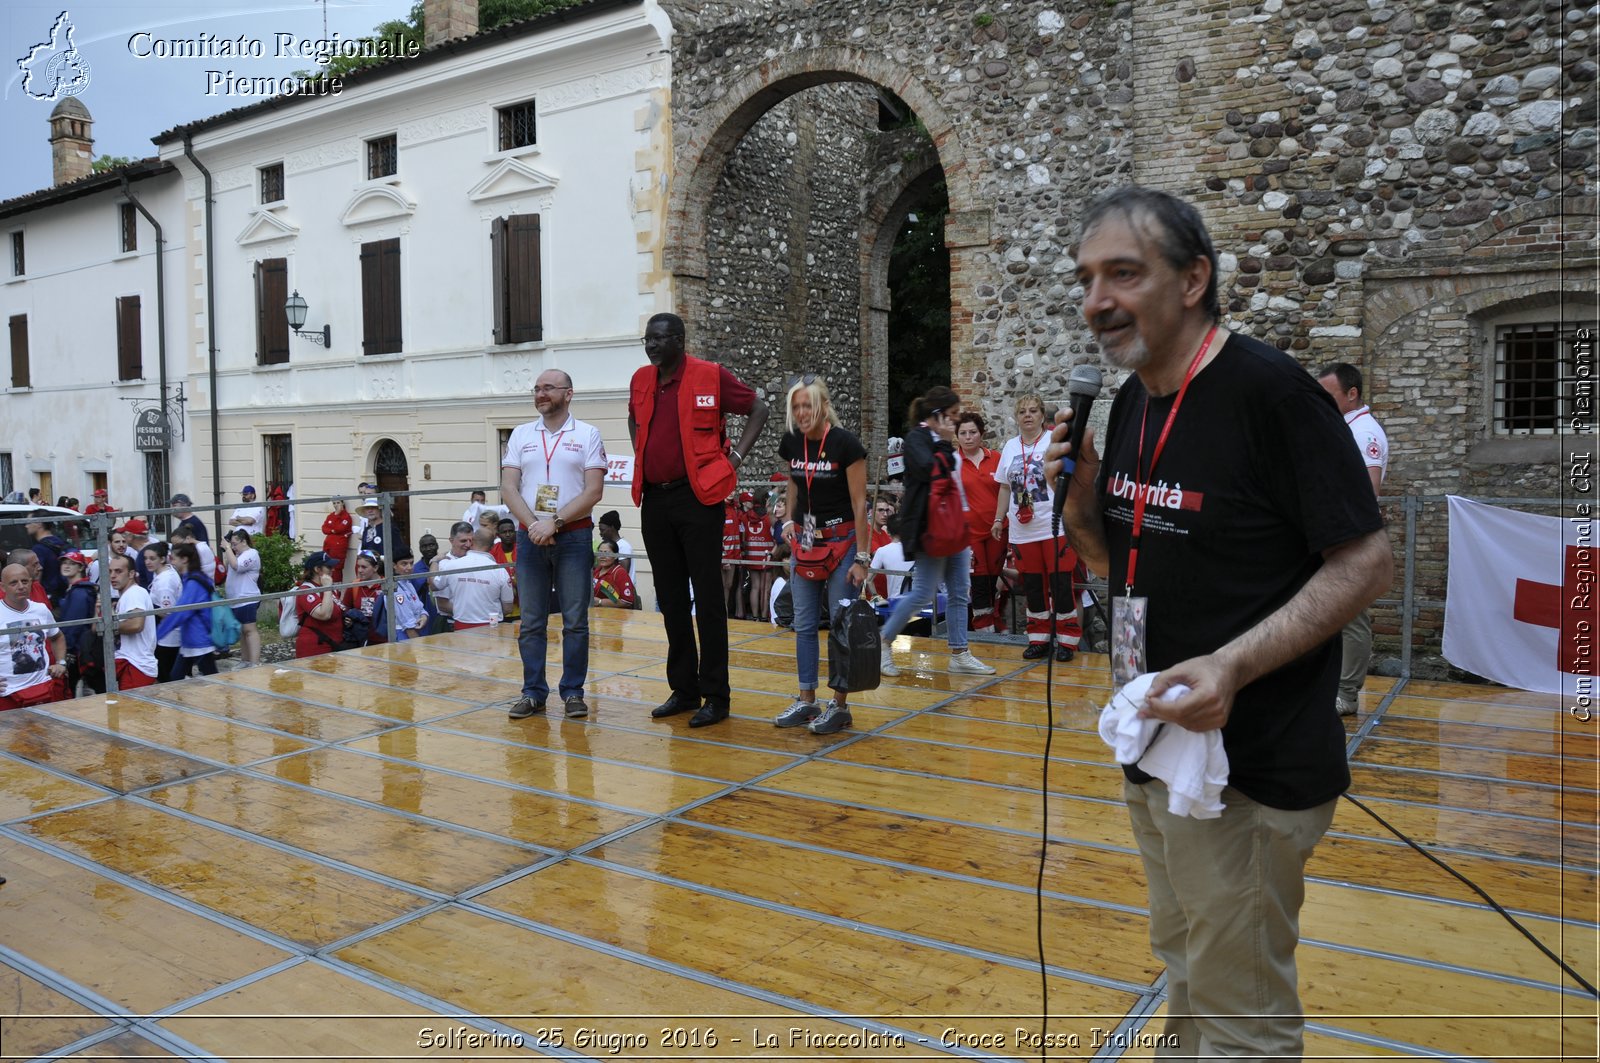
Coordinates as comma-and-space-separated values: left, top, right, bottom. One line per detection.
1125, 326, 1219, 593
1019, 432, 1044, 487
540, 422, 568, 482
802, 426, 830, 505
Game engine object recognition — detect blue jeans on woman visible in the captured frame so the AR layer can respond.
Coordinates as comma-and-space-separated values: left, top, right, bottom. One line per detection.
516, 527, 593, 704
790, 552, 859, 692
879, 546, 973, 649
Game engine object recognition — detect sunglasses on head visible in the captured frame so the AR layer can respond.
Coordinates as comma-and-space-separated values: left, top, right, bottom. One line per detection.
786, 373, 819, 390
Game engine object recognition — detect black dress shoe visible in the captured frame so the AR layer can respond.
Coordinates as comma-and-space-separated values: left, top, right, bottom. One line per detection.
650, 693, 698, 719
688, 701, 730, 728
1055, 645, 1075, 663
1022, 643, 1049, 660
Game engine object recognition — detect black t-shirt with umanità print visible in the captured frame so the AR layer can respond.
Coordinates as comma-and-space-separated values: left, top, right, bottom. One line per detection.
1096, 333, 1383, 810
779, 426, 866, 527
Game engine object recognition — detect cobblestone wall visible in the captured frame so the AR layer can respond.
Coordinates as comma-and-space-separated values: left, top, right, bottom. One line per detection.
658, 0, 1597, 656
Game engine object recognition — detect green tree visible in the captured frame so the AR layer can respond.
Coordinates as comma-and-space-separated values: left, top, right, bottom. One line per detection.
305, 0, 586, 79
91, 155, 134, 173
886, 181, 952, 436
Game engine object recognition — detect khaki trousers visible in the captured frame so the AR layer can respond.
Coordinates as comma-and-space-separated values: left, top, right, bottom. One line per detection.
1338, 607, 1373, 704
1126, 778, 1337, 1060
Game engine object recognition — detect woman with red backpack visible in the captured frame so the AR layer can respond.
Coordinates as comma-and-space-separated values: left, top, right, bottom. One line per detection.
877, 386, 995, 679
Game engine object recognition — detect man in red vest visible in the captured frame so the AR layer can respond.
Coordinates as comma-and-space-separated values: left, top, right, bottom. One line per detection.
628, 312, 769, 727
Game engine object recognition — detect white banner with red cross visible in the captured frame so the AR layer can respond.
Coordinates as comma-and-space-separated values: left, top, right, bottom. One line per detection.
1443, 496, 1598, 696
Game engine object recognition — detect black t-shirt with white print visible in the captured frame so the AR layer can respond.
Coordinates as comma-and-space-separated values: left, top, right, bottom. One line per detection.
778, 426, 867, 527
1096, 332, 1383, 810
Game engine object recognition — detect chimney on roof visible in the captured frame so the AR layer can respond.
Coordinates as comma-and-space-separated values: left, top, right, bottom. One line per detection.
424, 0, 479, 49
48, 95, 94, 186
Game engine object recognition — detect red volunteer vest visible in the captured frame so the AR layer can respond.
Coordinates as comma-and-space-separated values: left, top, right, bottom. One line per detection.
630, 355, 738, 507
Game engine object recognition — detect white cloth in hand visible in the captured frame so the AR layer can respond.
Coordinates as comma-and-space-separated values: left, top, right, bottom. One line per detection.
1097, 672, 1229, 819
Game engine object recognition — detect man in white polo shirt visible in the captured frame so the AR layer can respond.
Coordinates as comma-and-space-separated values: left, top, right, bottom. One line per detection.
1318, 362, 1390, 716
501, 369, 607, 720
431, 528, 512, 632
107, 554, 158, 689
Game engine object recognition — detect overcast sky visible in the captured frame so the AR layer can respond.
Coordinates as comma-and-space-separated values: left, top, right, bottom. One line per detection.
2, 1, 415, 201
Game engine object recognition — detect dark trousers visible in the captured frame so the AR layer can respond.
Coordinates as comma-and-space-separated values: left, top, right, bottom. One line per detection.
641, 482, 730, 704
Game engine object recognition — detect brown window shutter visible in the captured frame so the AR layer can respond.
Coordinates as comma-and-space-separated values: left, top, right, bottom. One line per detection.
117, 295, 142, 380
361, 238, 401, 355
8, 314, 28, 388
490, 217, 507, 345
256, 258, 289, 365
506, 214, 542, 343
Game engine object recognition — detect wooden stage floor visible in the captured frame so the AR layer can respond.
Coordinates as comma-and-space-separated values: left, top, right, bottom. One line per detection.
0, 611, 1595, 1061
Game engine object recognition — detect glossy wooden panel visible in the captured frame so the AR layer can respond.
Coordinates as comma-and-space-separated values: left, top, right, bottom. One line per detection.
341, 727, 725, 815
685, 788, 1147, 907
0, 838, 288, 1014
20, 798, 428, 946
267, 746, 642, 850
585, 673, 918, 731
1375, 714, 1599, 759
1353, 735, 1594, 788
1384, 694, 1573, 727
1399, 680, 1563, 709
284, 653, 514, 703
443, 709, 801, 782
161, 961, 544, 1062
0, 961, 112, 1059
144, 771, 537, 894
0, 710, 215, 793
591, 820, 1162, 984
757, 760, 1138, 848
0, 755, 106, 821
823, 732, 1125, 800
1307, 833, 1595, 920
47, 696, 312, 766
476, 861, 1141, 1044
1350, 763, 1599, 828
220, 666, 465, 723
1331, 789, 1586, 864
883, 709, 1099, 758
145, 681, 399, 741
336, 907, 935, 1058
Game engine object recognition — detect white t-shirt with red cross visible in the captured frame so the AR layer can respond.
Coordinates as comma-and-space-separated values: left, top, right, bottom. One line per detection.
1343, 405, 1389, 483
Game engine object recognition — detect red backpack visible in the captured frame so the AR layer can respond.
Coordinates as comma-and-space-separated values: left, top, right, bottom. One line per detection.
920, 451, 968, 557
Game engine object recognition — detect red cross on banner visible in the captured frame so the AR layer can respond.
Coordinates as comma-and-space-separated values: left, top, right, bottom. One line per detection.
1512, 546, 1591, 674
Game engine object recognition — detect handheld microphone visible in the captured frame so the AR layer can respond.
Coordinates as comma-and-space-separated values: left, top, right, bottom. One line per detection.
1052, 363, 1103, 524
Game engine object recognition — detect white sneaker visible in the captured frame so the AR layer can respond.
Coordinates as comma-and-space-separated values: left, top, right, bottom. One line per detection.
949, 650, 996, 675
879, 644, 900, 677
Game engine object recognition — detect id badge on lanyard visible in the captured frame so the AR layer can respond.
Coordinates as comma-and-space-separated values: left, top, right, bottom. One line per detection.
800, 512, 818, 550
1111, 595, 1149, 694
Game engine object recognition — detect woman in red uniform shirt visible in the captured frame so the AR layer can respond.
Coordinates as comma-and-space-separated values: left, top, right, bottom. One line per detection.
956, 412, 1006, 633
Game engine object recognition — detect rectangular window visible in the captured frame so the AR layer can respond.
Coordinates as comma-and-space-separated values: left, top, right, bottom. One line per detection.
90, 471, 108, 500
490, 214, 542, 344
360, 237, 402, 355
262, 434, 293, 506
144, 451, 168, 518
10, 231, 23, 276
367, 134, 397, 179
0, 452, 13, 498
259, 162, 285, 204
8, 314, 28, 388
254, 258, 289, 365
116, 295, 142, 380
496, 99, 537, 151
1493, 321, 1589, 435
120, 202, 138, 253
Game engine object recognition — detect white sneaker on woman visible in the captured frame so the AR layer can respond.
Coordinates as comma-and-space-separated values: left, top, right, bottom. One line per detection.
879, 644, 900, 677
949, 650, 996, 675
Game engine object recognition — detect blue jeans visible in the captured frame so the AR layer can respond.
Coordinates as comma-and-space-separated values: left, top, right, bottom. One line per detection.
880, 547, 972, 651
790, 551, 859, 692
516, 527, 592, 702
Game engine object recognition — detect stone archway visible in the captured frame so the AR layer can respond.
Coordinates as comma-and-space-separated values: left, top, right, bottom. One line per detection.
664, 46, 990, 415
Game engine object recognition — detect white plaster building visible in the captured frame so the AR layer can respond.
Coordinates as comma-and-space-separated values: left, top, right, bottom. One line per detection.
0, 100, 190, 514
148, 0, 672, 555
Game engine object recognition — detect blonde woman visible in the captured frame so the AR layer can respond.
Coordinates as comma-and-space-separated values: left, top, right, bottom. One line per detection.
773, 376, 872, 736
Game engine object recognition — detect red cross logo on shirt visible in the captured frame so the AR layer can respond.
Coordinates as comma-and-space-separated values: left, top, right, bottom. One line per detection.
1512, 545, 1594, 674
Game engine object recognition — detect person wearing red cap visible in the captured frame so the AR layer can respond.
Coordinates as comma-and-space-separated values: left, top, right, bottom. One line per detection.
84, 488, 117, 517
117, 519, 154, 588
56, 552, 100, 694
